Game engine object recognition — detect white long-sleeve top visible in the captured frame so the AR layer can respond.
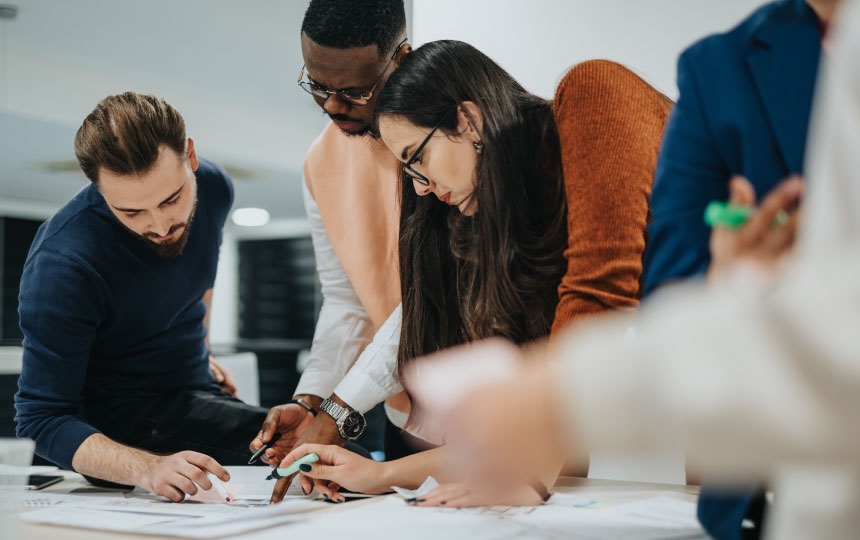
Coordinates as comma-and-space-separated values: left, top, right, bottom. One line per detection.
293, 183, 403, 414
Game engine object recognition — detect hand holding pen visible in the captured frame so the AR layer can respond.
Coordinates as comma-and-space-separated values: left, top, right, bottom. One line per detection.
249, 432, 281, 465
248, 401, 316, 465
268, 413, 348, 503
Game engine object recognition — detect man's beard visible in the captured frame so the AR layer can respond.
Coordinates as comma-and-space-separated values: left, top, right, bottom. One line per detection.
141, 201, 196, 259
328, 113, 371, 136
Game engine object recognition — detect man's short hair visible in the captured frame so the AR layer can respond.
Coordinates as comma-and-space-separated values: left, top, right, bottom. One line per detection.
74, 92, 186, 184
301, 0, 406, 57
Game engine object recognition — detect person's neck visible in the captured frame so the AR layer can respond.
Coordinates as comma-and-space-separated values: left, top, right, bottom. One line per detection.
806, 0, 839, 24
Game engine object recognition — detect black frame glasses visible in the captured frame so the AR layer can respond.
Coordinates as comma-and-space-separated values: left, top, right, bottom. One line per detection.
297, 37, 408, 106
404, 110, 454, 186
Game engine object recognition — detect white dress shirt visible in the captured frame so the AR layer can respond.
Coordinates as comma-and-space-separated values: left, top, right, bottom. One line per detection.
293, 183, 403, 415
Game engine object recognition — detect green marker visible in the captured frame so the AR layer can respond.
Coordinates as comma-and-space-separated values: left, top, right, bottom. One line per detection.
704, 201, 752, 229
704, 201, 790, 229
266, 452, 320, 480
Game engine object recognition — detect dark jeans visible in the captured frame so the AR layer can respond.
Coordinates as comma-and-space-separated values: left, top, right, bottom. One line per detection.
129, 389, 269, 465
84, 389, 268, 488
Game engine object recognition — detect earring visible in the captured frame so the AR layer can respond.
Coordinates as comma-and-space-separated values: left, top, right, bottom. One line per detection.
473, 141, 483, 154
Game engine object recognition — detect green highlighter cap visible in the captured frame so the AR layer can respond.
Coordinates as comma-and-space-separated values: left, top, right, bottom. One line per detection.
269, 452, 320, 480
704, 201, 752, 229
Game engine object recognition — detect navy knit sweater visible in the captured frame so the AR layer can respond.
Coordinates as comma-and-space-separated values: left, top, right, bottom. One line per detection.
15, 158, 230, 470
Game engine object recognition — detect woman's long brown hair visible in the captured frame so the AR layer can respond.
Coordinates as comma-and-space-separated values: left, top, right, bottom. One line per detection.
375, 40, 568, 380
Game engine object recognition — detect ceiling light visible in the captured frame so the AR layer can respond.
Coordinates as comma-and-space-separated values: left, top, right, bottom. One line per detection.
231, 207, 270, 227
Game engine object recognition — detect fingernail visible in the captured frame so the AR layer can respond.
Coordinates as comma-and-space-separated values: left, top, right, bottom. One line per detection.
405, 497, 417, 503
440, 501, 447, 505
336, 496, 345, 503
299, 464, 312, 472
322, 494, 329, 500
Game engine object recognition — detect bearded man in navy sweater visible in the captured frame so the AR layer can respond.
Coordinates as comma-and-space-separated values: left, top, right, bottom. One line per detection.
13, 92, 295, 502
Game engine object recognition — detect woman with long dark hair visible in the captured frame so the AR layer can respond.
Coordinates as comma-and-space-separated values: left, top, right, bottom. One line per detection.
277, 40, 671, 506
381, 40, 568, 376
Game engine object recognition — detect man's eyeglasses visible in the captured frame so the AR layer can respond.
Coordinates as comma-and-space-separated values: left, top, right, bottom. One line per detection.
404, 110, 454, 186
297, 37, 408, 106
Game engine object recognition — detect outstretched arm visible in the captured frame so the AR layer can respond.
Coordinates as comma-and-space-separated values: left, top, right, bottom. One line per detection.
73, 434, 230, 502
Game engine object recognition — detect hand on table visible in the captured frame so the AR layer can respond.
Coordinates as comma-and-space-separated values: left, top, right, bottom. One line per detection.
138, 451, 230, 503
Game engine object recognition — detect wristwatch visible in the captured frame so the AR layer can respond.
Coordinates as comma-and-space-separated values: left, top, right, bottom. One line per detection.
319, 398, 367, 441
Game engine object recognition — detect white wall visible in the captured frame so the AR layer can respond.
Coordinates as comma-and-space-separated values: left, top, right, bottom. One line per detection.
209, 230, 239, 347
413, 0, 763, 100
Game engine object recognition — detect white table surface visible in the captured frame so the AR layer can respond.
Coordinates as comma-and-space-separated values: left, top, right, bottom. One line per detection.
4, 470, 703, 540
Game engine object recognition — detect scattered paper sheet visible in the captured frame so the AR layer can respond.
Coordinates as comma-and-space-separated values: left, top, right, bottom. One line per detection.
0, 492, 96, 512
19, 497, 323, 538
391, 475, 440, 499
14, 467, 327, 538
223, 465, 307, 500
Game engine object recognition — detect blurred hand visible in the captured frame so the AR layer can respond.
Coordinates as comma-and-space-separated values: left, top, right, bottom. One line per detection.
209, 355, 238, 397
281, 443, 388, 501
709, 175, 803, 280
405, 339, 523, 443
138, 451, 230, 503
405, 339, 567, 493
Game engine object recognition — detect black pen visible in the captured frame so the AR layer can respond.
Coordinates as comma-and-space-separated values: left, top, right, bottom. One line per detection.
248, 432, 281, 464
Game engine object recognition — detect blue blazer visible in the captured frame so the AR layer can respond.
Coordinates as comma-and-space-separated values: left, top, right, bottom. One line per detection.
642, 0, 822, 295
641, 1, 822, 538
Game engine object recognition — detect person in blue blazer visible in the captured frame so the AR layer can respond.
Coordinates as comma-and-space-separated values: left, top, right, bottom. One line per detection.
643, 0, 828, 295
641, 0, 838, 538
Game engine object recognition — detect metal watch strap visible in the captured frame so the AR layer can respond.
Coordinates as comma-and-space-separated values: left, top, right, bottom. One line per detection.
320, 398, 366, 440
319, 398, 349, 423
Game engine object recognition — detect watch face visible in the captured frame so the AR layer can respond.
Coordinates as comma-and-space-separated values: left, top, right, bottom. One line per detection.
342, 411, 367, 440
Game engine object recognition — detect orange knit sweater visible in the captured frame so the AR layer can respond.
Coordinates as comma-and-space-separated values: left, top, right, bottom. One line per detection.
550, 60, 672, 336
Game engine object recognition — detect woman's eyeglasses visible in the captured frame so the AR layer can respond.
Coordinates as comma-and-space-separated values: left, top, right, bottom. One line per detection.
404, 110, 454, 186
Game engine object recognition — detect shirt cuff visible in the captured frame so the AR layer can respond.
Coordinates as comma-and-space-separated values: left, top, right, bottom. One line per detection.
334, 366, 403, 414
293, 368, 341, 401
